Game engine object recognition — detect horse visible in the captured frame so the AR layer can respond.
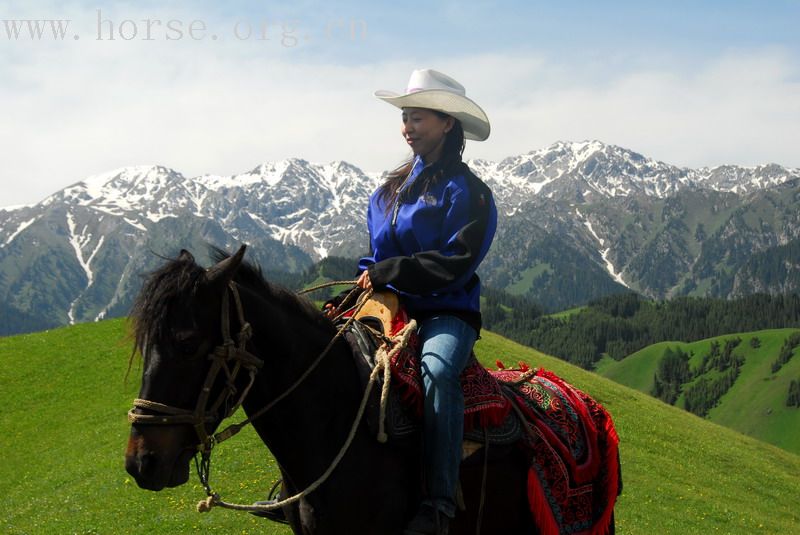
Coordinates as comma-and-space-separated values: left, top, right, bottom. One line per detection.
124, 246, 616, 534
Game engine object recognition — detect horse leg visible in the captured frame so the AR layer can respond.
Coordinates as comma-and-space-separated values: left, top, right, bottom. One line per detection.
450, 444, 536, 535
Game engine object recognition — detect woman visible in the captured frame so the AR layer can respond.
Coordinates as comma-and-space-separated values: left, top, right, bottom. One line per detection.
359, 68, 497, 535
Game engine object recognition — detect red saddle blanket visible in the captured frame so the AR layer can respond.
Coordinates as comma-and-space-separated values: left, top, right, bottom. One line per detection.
384, 310, 511, 431
383, 313, 620, 535
493, 366, 620, 535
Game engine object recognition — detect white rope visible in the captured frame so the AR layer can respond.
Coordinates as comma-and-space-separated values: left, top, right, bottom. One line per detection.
198, 319, 418, 514
374, 320, 417, 443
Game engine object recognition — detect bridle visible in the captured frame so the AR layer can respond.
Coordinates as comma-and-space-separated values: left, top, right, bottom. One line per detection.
127, 276, 366, 453
127, 281, 263, 452
127, 273, 390, 514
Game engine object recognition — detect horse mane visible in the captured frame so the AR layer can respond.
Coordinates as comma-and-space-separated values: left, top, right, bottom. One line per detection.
130, 252, 206, 358
209, 247, 336, 337
130, 247, 335, 358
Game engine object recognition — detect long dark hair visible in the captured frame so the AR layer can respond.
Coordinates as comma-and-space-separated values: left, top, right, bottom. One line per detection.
378, 111, 466, 211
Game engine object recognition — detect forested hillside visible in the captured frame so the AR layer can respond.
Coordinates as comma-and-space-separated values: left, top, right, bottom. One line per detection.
482, 292, 800, 368
597, 329, 800, 454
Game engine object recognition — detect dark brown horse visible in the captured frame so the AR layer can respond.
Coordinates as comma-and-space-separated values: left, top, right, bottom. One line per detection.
124, 246, 609, 534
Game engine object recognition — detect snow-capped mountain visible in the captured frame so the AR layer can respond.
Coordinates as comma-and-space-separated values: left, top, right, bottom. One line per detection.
37, 159, 379, 260
471, 140, 691, 208
2, 140, 799, 335
471, 140, 798, 210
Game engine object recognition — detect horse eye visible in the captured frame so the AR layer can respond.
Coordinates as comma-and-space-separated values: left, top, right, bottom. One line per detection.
173, 330, 202, 355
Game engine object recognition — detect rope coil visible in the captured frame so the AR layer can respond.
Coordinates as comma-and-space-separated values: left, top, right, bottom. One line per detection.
206, 286, 371, 448
197, 316, 417, 514
191, 280, 419, 515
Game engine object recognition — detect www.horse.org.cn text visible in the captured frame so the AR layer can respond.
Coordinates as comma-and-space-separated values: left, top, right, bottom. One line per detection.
1, 10, 368, 47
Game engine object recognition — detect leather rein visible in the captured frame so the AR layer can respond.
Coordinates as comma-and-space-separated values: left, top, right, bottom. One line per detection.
127, 278, 378, 513
127, 281, 263, 452
127, 280, 369, 450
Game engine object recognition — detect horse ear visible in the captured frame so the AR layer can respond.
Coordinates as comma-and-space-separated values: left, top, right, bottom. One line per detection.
178, 249, 195, 263
204, 244, 247, 285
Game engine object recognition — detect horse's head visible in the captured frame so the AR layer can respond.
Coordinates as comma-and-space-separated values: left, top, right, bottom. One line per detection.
125, 246, 257, 491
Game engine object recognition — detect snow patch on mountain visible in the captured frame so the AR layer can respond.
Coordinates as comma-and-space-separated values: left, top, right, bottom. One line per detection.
694, 163, 798, 194
67, 212, 92, 284
66, 211, 106, 324
0, 204, 31, 212
2, 216, 38, 248
124, 217, 147, 231
577, 208, 629, 288
2, 140, 800, 335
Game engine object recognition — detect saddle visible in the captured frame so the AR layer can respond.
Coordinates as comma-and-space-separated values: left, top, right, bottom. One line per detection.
343, 316, 521, 447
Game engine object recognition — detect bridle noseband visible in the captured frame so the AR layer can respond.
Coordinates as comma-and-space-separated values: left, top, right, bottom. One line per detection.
127, 275, 389, 514
128, 281, 263, 452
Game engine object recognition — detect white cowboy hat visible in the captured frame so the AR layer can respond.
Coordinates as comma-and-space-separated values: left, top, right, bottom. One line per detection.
374, 68, 491, 141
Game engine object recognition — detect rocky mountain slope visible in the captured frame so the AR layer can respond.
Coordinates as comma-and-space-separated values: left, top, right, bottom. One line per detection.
2, 140, 799, 335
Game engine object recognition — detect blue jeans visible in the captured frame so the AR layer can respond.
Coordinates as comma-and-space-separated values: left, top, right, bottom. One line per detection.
417, 315, 477, 519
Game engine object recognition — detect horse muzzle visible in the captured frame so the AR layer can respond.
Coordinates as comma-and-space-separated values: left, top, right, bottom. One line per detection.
125, 425, 196, 491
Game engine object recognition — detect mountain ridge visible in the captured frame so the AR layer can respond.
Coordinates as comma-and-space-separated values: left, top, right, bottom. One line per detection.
2, 140, 799, 335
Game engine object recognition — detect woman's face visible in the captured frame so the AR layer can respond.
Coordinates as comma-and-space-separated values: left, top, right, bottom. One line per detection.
401, 107, 454, 162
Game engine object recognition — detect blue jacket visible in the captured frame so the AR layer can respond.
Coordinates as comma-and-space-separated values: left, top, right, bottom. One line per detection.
358, 155, 497, 332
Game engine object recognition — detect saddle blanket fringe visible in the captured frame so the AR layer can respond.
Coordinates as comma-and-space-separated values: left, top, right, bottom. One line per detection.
494, 366, 620, 535
371, 310, 620, 534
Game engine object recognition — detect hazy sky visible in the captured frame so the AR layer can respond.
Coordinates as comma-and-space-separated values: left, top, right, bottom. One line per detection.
2, 0, 799, 207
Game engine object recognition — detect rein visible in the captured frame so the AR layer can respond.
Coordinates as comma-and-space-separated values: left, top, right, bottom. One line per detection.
128, 281, 263, 449
198, 318, 417, 515
130, 277, 412, 515
207, 282, 370, 446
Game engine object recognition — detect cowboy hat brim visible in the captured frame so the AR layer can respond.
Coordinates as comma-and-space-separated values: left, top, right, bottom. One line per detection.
374, 89, 491, 141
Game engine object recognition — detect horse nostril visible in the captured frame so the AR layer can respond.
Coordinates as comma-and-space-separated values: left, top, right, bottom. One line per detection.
139, 451, 158, 476
126, 450, 159, 478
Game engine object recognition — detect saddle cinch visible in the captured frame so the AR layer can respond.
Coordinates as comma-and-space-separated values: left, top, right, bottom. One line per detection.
343, 291, 521, 450
343, 292, 622, 535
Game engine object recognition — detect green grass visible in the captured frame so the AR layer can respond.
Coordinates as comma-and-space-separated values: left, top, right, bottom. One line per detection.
546, 306, 588, 320
596, 329, 800, 454
592, 353, 618, 375
2, 321, 800, 534
506, 263, 551, 295
598, 340, 673, 392
692, 277, 714, 296
0, 320, 290, 535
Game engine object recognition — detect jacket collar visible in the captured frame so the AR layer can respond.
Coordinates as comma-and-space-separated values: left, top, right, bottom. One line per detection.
400, 154, 463, 199
414, 153, 462, 178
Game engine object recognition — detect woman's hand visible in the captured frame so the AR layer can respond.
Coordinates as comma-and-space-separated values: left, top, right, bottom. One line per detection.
322, 303, 337, 318
357, 270, 372, 290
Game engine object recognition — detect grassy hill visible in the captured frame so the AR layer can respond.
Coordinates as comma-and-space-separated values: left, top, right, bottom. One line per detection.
2, 320, 800, 534
596, 328, 800, 454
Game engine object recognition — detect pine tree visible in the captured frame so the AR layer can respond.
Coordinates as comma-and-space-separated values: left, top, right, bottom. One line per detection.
788, 380, 800, 408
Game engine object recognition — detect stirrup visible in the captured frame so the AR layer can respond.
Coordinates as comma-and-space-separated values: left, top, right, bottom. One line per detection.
249, 480, 289, 524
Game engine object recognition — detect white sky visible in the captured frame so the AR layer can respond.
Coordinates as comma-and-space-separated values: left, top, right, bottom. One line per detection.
1, 1, 799, 207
